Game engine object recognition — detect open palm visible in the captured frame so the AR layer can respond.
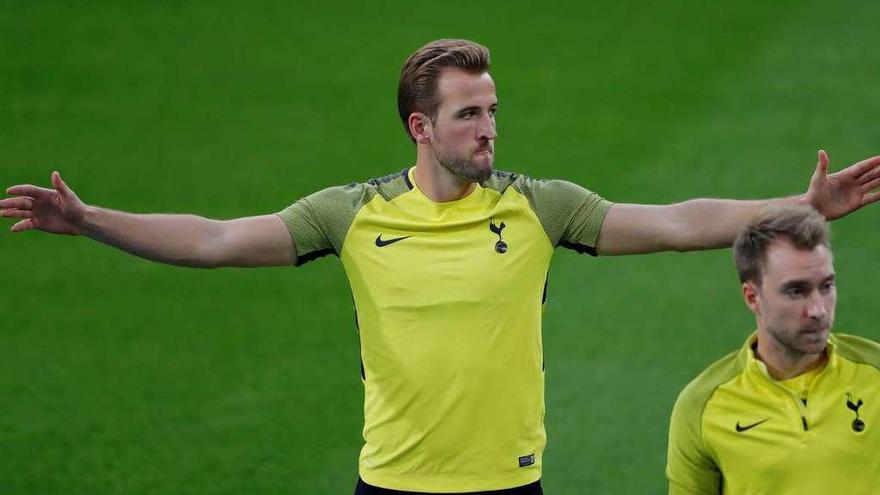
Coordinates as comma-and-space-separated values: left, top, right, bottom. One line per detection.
806, 150, 880, 220
1, 172, 87, 235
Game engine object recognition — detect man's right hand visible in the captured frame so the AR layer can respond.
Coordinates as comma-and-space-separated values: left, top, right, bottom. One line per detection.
2, 171, 86, 235
2, 171, 295, 267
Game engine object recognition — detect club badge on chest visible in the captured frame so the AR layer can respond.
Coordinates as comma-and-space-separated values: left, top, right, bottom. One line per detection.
490, 218, 508, 254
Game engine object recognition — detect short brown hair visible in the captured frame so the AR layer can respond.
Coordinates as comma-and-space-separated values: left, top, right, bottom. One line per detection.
397, 39, 491, 143
733, 205, 830, 285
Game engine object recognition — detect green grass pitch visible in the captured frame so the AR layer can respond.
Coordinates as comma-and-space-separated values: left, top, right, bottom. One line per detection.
2, 1, 879, 493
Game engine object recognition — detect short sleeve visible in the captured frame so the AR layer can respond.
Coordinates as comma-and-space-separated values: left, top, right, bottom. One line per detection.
277, 183, 373, 266
666, 391, 722, 495
514, 177, 612, 255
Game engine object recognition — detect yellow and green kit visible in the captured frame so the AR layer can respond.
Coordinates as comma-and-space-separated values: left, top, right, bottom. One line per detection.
667, 333, 880, 495
278, 168, 610, 492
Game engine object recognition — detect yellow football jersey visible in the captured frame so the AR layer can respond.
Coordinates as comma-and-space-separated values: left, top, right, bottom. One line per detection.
667, 333, 880, 495
279, 167, 611, 492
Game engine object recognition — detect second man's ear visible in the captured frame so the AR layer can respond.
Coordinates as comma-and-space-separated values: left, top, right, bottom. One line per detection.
742, 282, 761, 316
408, 113, 433, 145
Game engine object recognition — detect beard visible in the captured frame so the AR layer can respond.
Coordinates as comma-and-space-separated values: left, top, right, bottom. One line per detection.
433, 146, 493, 183
766, 319, 832, 358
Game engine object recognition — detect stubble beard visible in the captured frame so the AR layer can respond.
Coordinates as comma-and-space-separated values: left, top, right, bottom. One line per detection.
767, 319, 832, 359
434, 148, 493, 183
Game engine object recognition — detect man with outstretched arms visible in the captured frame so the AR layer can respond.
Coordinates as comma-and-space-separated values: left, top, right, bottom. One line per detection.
666, 205, 880, 495
4, 39, 880, 494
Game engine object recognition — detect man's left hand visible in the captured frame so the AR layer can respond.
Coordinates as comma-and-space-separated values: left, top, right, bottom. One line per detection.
806, 150, 880, 220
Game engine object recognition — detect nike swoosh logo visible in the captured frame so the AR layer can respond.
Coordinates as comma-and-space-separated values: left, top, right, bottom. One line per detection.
735, 418, 770, 432
375, 235, 411, 247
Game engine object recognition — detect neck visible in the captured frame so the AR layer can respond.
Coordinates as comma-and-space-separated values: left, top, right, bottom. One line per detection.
413, 147, 476, 203
754, 331, 827, 381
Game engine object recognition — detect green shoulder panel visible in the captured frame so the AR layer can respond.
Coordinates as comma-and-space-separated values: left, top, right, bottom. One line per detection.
277, 169, 410, 266
486, 172, 611, 254
833, 333, 880, 371
480, 169, 520, 193
365, 169, 413, 201
670, 347, 746, 457
675, 349, 747, 434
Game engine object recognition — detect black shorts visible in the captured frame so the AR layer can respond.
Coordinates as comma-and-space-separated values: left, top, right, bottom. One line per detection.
354, 478, 543, 495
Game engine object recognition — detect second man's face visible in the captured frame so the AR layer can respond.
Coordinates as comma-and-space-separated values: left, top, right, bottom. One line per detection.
428, 68, 498, 182
753, 240, 837, 357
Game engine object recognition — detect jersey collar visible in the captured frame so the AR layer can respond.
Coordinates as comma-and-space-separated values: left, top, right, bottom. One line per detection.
406, 166, 486, 213
741, 331, 840, 383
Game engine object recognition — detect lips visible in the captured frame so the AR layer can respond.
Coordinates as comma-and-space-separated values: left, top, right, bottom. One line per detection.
800, 325, 829, 335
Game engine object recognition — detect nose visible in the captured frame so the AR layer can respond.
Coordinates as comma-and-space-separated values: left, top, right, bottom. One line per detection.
804, 291, 827, 320
477, 113, 497, 141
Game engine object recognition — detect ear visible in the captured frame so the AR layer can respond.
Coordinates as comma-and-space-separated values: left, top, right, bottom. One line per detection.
742, 281, 761, 316
408, 113, 433, 145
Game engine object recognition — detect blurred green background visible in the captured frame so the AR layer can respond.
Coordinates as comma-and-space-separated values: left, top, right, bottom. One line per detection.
2, 1, 879, 493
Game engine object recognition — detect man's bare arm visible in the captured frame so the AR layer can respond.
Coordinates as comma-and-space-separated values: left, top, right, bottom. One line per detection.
1, 172, 296, 268
597, 198, 779, 255
597, 150, 880, 255
80, 209, 295, 267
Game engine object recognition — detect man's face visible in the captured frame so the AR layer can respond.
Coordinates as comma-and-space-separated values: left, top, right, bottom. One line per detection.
747, 240, 836, 357
427, 68, 498, 182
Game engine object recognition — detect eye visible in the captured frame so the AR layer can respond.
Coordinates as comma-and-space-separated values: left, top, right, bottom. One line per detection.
460, 110, 477, 120
488, 107, 497, 117
785, 287, 805, 298
820, 281, 835, 293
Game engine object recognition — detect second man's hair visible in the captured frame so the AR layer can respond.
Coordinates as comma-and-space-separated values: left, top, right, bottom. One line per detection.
733, 205, 830, 284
